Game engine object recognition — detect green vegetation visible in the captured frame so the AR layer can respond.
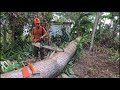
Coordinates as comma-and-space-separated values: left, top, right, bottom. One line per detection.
0, 12, 119, 74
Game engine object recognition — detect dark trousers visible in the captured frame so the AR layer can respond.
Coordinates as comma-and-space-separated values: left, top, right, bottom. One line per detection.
33, 45, 44, 60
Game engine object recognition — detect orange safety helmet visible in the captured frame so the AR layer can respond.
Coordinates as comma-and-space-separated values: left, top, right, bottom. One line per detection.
34, 18, 40, 25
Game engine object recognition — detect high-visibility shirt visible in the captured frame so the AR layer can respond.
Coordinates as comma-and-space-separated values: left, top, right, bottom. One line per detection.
32, 26, 48, 43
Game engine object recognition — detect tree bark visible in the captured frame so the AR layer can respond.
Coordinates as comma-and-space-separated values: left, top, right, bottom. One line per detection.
0, 37, 81, 78
8, 12, 16, 48
89, 12, 101, 51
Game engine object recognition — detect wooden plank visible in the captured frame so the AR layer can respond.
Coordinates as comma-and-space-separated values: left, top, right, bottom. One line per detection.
49, 51, 56, 58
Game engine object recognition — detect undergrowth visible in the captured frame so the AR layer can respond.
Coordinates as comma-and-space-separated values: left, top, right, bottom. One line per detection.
62, 35, 90, 78
0, 41, 32, 74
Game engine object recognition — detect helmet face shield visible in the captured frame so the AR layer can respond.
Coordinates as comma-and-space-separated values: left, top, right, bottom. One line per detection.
35, 23, 40, 28
35, 23, 40, 25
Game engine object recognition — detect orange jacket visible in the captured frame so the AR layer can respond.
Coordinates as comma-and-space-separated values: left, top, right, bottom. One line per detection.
32, 26, 48, 43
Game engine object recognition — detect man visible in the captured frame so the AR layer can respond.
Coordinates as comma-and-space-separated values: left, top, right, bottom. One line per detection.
32, 17, 48, 60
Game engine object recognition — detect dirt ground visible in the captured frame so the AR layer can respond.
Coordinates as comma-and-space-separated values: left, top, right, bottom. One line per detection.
72, 48, 120, 78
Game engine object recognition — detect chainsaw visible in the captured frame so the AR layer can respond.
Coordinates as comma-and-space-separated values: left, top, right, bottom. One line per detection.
32, 41, 64, 52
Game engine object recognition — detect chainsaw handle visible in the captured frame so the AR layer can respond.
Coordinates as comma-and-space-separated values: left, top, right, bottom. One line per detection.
39, 40, 44, 46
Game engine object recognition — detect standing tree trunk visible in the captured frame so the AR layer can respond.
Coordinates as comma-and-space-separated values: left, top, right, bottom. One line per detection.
89, 12, 101, 51
11, 22, 15, 48
3, 26, 7, 51
3, 18, 7, 51
8, 12, 17, 48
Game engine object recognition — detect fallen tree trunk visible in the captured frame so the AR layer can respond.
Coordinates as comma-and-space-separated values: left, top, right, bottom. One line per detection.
1, 37, 81, 78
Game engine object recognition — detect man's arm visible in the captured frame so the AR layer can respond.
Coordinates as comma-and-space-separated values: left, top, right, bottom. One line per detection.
41, 27, 48, 39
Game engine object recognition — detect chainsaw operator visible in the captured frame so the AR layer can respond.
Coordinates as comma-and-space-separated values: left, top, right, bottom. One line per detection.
32, 17, 48, 60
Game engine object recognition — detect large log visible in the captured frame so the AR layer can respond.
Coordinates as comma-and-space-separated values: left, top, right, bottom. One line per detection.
0, 37, 81, 78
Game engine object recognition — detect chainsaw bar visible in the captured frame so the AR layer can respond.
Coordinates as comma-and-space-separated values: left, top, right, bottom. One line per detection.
32, 42, 64, 52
